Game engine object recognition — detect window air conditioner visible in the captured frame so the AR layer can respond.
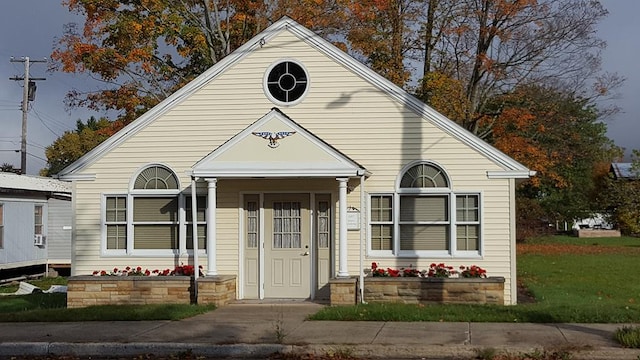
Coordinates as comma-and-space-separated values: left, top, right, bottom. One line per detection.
34, 234, 45, 246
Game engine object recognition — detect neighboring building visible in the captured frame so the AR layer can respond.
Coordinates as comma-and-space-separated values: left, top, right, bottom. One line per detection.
610, 162, 639, 180
58, 17, 533, 304
0, 172, 72, 279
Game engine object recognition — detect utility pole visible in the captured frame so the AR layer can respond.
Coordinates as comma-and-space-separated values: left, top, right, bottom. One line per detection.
9, 56, 46, 175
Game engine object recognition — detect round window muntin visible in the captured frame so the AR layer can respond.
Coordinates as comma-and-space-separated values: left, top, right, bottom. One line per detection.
264, 59, 309, 106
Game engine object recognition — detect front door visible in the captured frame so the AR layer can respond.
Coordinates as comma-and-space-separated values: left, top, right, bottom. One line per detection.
264, 194, 311, 298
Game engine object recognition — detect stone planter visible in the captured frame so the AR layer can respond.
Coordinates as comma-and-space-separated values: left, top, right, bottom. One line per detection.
329, 276, 504, 306
67, 275, 236, 308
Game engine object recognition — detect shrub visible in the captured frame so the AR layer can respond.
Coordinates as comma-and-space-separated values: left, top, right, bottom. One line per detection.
615, 326, 640, 348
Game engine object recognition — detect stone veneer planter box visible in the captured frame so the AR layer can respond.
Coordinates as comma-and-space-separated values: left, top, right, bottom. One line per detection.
329, 276, 505, 306
67, 275, 236, 308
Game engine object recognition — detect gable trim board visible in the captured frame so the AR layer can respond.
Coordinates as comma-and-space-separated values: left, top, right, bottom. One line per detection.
58, 16, 532, 181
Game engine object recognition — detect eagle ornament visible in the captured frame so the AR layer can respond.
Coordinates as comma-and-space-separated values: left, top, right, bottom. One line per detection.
252, 131, 296, 148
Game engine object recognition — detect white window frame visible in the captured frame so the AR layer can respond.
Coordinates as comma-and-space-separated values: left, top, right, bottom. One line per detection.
103, 194, 128, 254
367, 193, 394, 257
101, 164, 211, 257
367, 161, 483, 258
34, 204, 44, 236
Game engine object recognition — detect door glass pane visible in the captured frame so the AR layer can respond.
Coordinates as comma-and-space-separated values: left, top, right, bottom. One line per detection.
273, 201, 302, 249
317, 201, 330, 248
246, 200, 259, 248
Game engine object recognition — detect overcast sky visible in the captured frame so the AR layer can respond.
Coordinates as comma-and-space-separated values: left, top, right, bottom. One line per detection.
0, 1, 638, 175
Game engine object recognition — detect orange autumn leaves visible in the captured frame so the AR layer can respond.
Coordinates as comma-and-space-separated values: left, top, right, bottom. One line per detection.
517, 243, 640, 256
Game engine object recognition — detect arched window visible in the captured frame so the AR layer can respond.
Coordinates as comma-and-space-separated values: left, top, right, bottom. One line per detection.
369, 162, 480, 256
400, 163, 449, 188
133, 165, 179, 190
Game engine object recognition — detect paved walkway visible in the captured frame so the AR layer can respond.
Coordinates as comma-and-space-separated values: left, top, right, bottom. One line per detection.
0, 301, 639, 359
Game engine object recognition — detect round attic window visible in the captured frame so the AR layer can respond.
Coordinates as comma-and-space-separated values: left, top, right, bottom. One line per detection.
265, 60, 308, 105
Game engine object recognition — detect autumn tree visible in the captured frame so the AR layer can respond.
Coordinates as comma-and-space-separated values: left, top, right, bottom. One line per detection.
42, 117, 113, 176
417, 0, 612, 137
52, 0, 348, 122
485, 84, 621, 224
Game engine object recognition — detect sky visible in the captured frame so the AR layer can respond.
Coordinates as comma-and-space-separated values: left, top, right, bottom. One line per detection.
0, 1, 638, 175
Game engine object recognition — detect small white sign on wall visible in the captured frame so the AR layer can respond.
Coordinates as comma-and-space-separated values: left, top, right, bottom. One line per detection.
347, 207, 360, 230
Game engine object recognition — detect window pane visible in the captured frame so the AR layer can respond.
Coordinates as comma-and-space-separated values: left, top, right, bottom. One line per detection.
457, 225, 479, 250
246, 200, 259, 248
400, 196, 448, 222
185, 196, 206, 222
134, 225, 178, 249
400, 164, 449, 188
273, 201, 302, 249
371, 224, 393, 250
107, 224, 127, 249
317, 201, 330, 248
133, 197, 178, 222
400, 225, 449, 250
106, 197, 126, 222
371, 195, 392, 222
34, 205, 43, 235
134, 166, 178, 189
186, 225, 207, 249
456, 195, 479, 222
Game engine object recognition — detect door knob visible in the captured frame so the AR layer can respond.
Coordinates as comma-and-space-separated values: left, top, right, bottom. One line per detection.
301, 251, 310, 256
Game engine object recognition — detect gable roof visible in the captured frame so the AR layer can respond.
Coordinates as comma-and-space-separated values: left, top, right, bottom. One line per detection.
192, 108, 367, 178
58, 16, 533, 180
0, 172, 71, 195
610, 162, 639, 180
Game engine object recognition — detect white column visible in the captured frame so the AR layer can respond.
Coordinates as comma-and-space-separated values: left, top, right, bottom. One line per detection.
206, 178, 218, 276
337, 177, 349, 277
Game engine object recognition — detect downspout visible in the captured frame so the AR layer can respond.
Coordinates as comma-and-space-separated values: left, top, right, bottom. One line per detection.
190, 177, 199, 302
359, 173, 367, 304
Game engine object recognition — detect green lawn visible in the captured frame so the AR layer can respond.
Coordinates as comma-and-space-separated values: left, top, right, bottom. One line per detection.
0, 277, 214, 322
312, 235, 640, 323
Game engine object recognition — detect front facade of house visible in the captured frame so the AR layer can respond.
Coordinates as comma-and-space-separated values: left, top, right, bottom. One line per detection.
59, 18, 531, 304
0, 173, 72, 277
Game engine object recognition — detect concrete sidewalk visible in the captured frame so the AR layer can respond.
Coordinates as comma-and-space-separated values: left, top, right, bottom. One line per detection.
0, 302, 639, 359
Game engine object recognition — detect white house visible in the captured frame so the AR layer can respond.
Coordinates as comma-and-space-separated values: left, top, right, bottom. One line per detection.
58, 17, 533, 304
0, 172, 72, 279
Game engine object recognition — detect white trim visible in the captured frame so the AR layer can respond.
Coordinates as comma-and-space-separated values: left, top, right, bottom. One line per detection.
487, 170, 536, 179
58, 173, 96, 181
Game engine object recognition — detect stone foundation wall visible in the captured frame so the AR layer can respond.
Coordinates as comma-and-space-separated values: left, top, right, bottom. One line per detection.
329, 277, 504, 306
576, 229, 621, 238
67, 275, 236, 308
